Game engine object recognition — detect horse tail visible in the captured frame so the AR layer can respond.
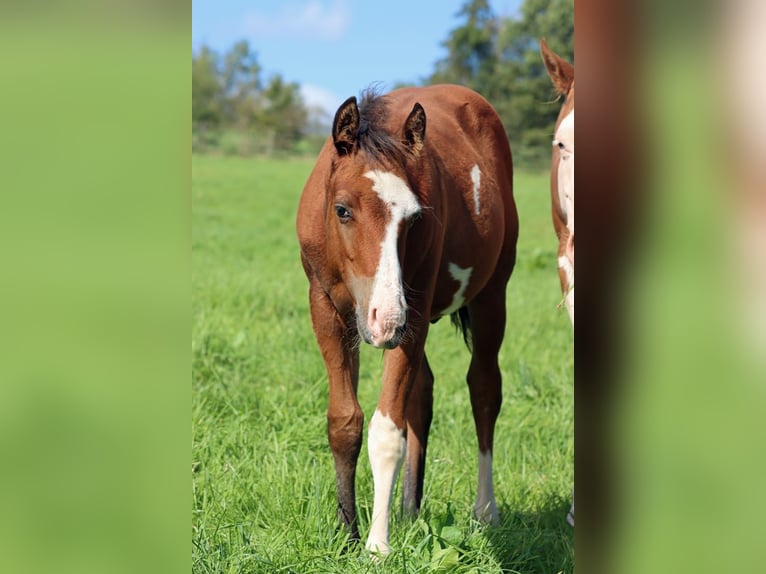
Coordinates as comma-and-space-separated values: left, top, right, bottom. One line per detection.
450, 307, 472, 352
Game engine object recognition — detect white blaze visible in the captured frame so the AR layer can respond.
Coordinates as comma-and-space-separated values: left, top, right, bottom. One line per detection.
474, 450, 499, 525
554, 109, 574, 326
470, 164, 482, 215
365, 409, 406, 554
554, 109, 574, 238
363, 170, 421, 346
442, 263, 473, 316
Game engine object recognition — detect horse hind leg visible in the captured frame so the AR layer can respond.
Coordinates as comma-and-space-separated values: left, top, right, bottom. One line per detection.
402, 354, 434, 517
465, 289, 507, 526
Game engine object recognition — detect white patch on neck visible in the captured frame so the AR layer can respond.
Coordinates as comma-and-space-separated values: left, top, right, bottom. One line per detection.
442, 263, 473, 315
363, 170, 421, 344
558, 255, 575, 325
474, 450, 499, 525
365, 409, 406, 555
554, 109, 574, 235
470, 164, 482, 215
558, 255, 574, 288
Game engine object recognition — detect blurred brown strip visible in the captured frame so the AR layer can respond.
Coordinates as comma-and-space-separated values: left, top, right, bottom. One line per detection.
575, 1, 643, 572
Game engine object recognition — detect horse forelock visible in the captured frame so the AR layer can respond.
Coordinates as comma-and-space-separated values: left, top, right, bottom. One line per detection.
356, 88, 412, 168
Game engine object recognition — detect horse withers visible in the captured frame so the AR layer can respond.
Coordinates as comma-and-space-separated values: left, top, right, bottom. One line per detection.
296, 85, 518, 554
541, 38, 575, 527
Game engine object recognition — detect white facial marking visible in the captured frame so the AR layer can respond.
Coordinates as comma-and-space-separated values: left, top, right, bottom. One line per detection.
442, 263, 473, 316
470, 164, 482, 215
363, 170, 421, 346
365, 409, 406, 555
558, 255, 575, 325
474, 450, 499, 525
554, 109, 574, 236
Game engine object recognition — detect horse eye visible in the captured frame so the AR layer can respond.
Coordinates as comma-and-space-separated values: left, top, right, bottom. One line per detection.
334, 204, 352, 223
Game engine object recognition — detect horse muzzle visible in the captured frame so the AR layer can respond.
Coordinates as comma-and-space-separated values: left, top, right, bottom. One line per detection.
362, 306, 408, 349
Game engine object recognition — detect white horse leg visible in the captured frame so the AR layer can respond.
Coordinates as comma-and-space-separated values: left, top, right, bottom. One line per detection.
365, 409, 406, 555
474, 450, 499, 524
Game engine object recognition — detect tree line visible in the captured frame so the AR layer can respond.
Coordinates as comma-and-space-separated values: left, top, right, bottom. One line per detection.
192, 0, 573, 166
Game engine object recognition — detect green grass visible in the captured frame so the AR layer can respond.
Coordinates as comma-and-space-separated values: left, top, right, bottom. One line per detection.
192, 154, 573, 573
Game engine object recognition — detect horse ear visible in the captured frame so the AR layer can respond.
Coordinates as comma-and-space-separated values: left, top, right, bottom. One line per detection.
332, 96, 360, 155
403, 102, 426, 154
540, 38, 574, 96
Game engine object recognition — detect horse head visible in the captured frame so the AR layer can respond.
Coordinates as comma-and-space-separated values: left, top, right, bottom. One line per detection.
324, 95, 426, 349
541, 38, 575, 267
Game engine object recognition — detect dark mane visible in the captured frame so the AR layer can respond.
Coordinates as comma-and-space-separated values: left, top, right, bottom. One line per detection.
356, 87, 411, 167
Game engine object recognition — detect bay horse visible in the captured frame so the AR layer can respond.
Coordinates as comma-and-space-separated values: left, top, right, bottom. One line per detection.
296, 85, 518, 554
540, 38, 575, 527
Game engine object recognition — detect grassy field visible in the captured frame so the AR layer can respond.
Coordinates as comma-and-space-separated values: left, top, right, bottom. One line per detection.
192, 154, 573, 573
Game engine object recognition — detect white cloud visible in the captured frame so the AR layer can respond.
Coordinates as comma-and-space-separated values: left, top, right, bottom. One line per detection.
244, 0, 350, 41
300, 84, 343, 116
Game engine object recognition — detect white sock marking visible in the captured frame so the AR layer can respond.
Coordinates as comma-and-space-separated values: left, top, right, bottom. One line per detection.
365, 409, 406, 554
474, 450, 499, 525
567, 498, 575, 527
442, 263, 473, 315
470, 164, 482, 215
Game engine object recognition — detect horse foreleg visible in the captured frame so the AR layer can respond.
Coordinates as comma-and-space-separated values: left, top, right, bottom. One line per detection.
309, 281, 363, 541
557, 235, 575, 526
365, 344, 422, 555
402, 354, 434, 517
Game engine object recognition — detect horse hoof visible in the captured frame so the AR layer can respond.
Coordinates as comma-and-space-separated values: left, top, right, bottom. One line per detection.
473, 501, 499, 526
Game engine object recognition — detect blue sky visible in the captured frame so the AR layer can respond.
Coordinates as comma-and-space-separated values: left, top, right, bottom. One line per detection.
192, 0, 521, 116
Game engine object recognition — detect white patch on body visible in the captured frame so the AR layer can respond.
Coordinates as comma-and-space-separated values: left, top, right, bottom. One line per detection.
363, 170, 421, 347
474, 450, 499, 525
558, 255, 575, 325
554, 109, 574, 237
442, 263, 473, 316
365, 409, 406, 555
470, 164, 482, 215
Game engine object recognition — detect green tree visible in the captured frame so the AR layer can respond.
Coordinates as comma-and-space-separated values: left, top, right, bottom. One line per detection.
220, 40, 262, 129
494, 0, 573, 166
191, 41, 311, 155
257, 75, 308, 153
192, 45, 223, 151
430, 0, 498, 91
428, 0, 574, 167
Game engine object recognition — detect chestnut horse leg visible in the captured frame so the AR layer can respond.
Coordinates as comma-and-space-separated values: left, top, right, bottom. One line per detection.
308, 280, 363, 541
365, 335, 426, 554
465, 287, 507, 526
402, 354, 434, 517
557, 232, 575, 526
